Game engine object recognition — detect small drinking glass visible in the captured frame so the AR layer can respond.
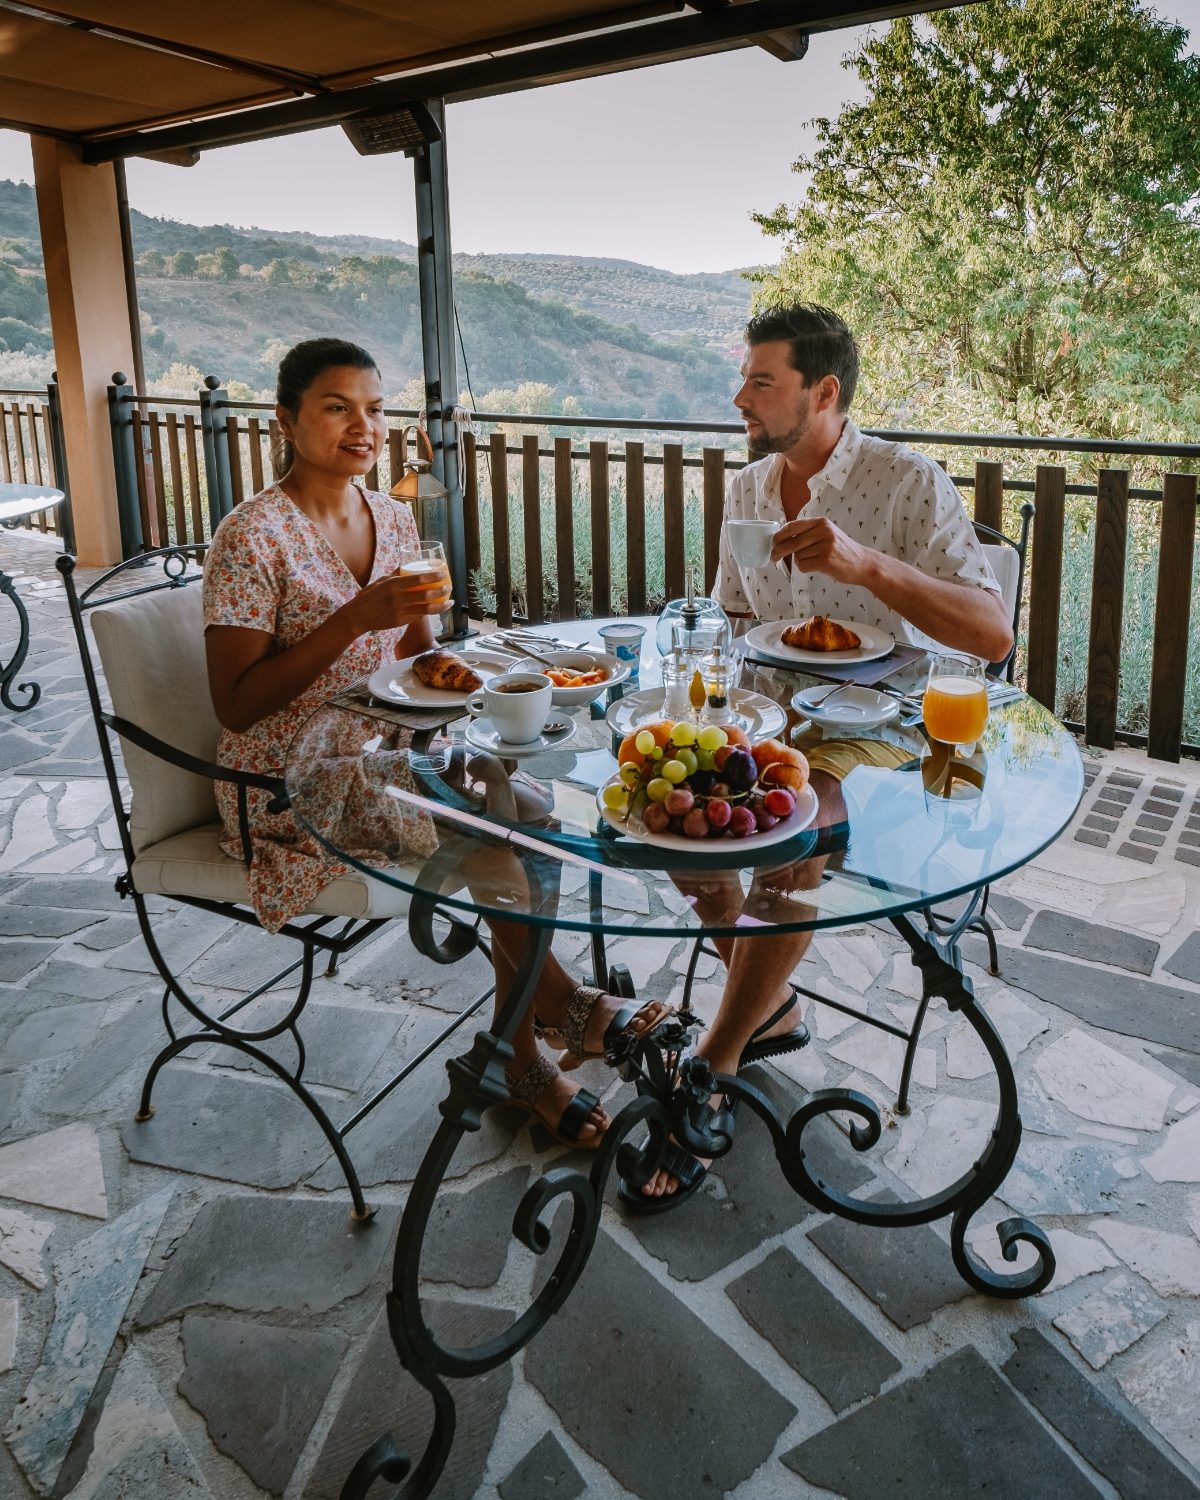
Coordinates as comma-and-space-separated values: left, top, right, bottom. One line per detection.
923, 654, 989, 749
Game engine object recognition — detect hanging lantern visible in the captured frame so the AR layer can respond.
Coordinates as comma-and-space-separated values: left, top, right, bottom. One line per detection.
389, 425, 450, 511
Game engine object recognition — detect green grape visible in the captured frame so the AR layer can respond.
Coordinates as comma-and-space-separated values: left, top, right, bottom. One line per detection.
619, 761, 641, 787
602, 783, 628, 810
646, 777, 672, 802
675, 748, 698, 776
697, 725, 729, 752
695, 748, 715, 772
669, 721, 698, 747
662, 759, 688, 784
650, 745, 665, 760
634, 729, 657, 755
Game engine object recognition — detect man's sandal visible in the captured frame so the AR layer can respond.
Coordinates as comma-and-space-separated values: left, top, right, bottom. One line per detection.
617, 1089, 735, 1216
506, 1054, 606, 1150
738, 990, 810, 1069
536, 983, 669, 1072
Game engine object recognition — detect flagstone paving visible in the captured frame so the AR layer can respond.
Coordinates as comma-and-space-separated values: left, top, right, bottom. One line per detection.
2, 526, 1200, 1498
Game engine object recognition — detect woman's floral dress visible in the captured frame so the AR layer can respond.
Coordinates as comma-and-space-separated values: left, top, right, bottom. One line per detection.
202, 482, 437, 932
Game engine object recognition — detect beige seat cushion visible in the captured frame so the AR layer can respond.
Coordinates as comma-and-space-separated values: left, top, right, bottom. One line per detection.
980, 542, 1019, 624
132, 824, 415, 920
90, 583, 222, 854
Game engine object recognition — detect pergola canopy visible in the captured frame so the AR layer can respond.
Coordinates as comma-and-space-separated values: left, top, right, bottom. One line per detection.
2, 0, 973, 159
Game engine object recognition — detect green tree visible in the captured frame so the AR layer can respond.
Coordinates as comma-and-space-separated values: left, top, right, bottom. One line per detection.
753, 0, 1200, 441
214, 246, 240, 281
167, 250, 197, 279
137, 248, 166, 276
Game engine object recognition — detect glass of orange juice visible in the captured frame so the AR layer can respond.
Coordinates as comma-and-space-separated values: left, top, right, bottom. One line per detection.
923, 654, 989, 748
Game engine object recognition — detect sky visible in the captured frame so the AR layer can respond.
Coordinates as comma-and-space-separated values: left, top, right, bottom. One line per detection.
3, 4, 1200, 275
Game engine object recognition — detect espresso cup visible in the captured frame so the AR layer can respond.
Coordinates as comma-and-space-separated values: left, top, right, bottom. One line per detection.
467, 672, 553, 744
726, 518, 779, 568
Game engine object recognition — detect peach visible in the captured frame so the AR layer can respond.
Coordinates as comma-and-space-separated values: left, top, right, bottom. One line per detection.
616, 720, 674, 771
751, 738, 810, 791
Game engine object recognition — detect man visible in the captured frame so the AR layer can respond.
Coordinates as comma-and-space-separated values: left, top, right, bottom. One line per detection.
629, 303, 1011, 1209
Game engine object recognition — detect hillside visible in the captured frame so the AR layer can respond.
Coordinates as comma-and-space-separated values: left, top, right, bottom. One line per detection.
0, 179, 755, 416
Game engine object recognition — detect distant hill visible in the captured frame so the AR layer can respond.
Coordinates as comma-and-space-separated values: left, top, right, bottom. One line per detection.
0, 178, 758, 417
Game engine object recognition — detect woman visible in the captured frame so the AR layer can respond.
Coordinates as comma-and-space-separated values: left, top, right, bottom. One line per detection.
203, 337, 665, 1148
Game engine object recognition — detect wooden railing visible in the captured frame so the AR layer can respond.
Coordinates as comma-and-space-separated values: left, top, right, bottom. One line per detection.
106, 381, 1200, 763
0, 386, 67, 537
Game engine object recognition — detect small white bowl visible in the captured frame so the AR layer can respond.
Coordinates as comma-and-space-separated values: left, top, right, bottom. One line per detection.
791, 684, 900, 730
507, 648, 628, 707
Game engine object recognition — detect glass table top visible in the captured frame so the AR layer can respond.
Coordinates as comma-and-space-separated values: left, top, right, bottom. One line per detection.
0, 484, 64, 527
284, 623, 1084, 939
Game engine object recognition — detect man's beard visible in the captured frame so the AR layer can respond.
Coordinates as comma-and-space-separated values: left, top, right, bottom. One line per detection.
750, 406, 809, 457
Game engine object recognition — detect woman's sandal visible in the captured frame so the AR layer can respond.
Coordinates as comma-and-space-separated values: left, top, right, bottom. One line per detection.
506, 1053, 606, 1150
617, 1087, 735, 1216
738, 989, 810, 1068
536, 983, 669, 1072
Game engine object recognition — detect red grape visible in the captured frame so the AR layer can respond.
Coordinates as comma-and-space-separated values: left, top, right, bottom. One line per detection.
682, 807, 710, 839
754, 805, 779, 832
706, 798, 732, 828
763, 787, 795, 818
642, 802, 670, 834
728, 805, 756, 837
664, 787, 695, 816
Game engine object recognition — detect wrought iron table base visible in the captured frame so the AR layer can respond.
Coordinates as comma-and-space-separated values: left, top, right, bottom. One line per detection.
1, 565, 39, 711
339, 862, 1055, 1500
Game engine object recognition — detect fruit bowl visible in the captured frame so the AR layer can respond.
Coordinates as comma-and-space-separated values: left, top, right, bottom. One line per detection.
597, 721, 818, 851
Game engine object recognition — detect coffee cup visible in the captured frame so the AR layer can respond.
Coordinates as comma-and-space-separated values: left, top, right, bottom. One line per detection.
467, 673, 553, 744
726, 518, 779, 568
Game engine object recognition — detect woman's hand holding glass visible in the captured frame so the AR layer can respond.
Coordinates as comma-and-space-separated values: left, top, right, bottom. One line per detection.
350, 540, 452, 633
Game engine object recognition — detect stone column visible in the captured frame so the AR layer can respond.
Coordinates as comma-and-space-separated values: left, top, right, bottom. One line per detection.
31, 138, 137, 565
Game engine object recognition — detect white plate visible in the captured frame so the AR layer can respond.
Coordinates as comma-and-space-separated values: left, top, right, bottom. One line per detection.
465, 716, 578, 757
605, 687, 787, 744
506, 648, 630, 708
790, 684, 900, 730
367, 649, 511, 708
596, 780, 819, 856
745, 619, 895, 667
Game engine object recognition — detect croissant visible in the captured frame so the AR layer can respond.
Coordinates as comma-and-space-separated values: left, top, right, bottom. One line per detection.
781, 616, 861, 652
411, 649, 482, 692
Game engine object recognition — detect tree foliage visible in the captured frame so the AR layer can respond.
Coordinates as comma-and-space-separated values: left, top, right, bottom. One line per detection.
754, 0, 1200, 440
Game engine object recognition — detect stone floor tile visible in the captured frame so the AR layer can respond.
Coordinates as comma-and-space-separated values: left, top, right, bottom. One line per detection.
3, 875, 127, 912
122, 1070, 337, 1190
0, 1071, 22, 1137
1091, 798, 1128, 817
1143, 797, 1181, 818
41, 999, 162, 1117
1002, 1328, 1197, 1500
1108, 772, 1144, 788
963, 940, 1200, 1053
0, 1120, 107, 1217
1143, 1111, 1200, 1183
1024, 911, 1159, 975
0, 793, 57, 869
1083, 813, 1118, 833
199, 993, 405, 1093
424, 1166, 531, 1290
0, 1298, 16, 1376
3, 1002, 104, 1063
986, 892, 1032, 930
1177, 847, 1200, 868
179, 1314, 348, 1496
0, 1204, 54, 1288
1131, 829, 1166, 848
0, 906, 101, 938
498, 1432, 585, 1500
726, 1245, 901, 1412
1001, 1134, 1131, 1217
1146, 1046, 1200, 1092
1137, 812, 1175, 831
813, 931, 887, 992
884, 1093, 996, 1197
304, 1016, 522, 1190
69, 1346, 212, 1500
1118, 842, 1159, 863
1088, 1220, 1200, 1297
619, 1070, 871, 1281
17, 837, 99, 873
1164, 932, 1200, 986
1118, 1320, 1200, 1472
136, 1196, 402, 1327
302, 1301, 513, 1500
104, 904, 227, 977
1040, 1228, 1120, 1289
1097, 875, 1187, 938
340, 928, 496, 1011
526, 1227, 795, 1499
1075, 829, 1108, 847
807, 1189, 972, 1330
0, 938, 52, 982
1053, 1272, 1168, 1369
944, 984, 1048, 1078
34, 957, 138, 1000
1034, 1029, 1174, 1132
782, 1346, 1102, 1499
72, 914, 141, 950
3, 1188, 173, 1495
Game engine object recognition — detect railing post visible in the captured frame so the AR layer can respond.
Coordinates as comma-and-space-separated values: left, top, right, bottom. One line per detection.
198, 374, 234, 530
45, 372, 74, 553
1148, 473, 1198, 762
106, 371, 143, 557
1085, 468, 1128, 750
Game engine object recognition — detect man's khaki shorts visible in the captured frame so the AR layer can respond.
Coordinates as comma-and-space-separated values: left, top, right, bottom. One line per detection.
796, 731, 914, 784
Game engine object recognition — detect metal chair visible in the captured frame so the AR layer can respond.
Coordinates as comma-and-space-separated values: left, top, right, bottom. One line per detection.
58, 545, 491, 1219
974, 502, 1035, 682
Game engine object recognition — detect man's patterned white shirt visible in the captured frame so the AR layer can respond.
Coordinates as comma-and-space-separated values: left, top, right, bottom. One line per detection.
712, 418, 1001, 651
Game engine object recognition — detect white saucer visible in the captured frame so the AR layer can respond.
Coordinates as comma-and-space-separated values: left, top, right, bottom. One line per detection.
791, 684, 900, 730
367, 648, 511, 708
605, 687, 787, 743
465, 716, 578, 757
746, 619, 895, 667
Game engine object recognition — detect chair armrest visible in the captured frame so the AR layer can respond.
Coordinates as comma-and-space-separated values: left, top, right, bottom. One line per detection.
105, 713, 284, 794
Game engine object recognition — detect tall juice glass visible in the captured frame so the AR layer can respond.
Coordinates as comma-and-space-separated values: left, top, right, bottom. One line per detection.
400, 541, 450, 630
923, 654, 989, 747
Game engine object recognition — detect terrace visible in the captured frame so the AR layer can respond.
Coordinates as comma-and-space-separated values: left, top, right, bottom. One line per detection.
2, 2, 1200, 1497
1, 526, 1199, 1497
